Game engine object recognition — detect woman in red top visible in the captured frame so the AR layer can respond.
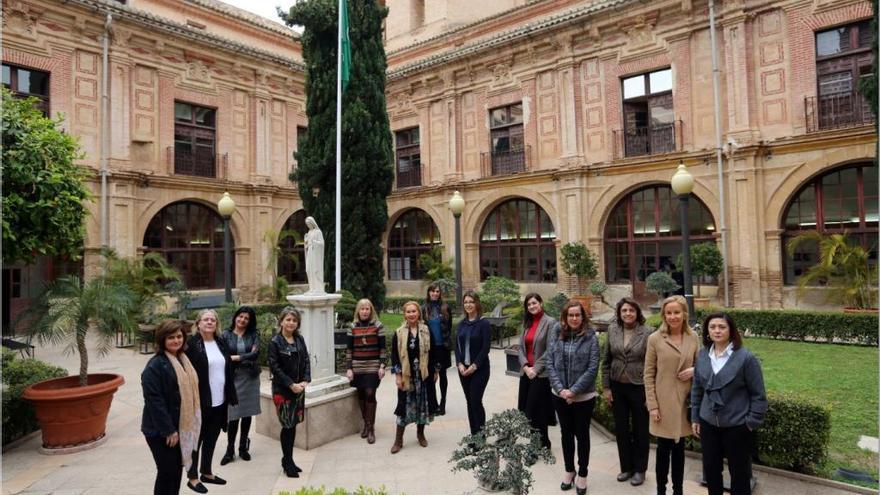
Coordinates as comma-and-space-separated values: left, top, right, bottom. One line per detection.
517, 292, 560, 449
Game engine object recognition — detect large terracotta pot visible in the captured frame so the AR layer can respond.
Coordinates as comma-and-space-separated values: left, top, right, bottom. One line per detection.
22, 373, 125, 450
843, 307, 879, 315
571, 295, 594, 317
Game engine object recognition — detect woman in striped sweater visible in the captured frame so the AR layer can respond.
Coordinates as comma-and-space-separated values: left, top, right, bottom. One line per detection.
345, 299, 387, 444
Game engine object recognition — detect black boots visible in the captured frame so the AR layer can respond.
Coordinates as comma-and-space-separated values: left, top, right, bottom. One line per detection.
220, 446, 235, 465
359, 399, 368, 438
238, 437, 251, 461
364, 401, 377, 444
416, 424, 428, 447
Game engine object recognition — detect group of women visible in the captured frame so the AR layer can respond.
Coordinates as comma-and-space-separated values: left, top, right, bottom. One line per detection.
141, 285, 767, 495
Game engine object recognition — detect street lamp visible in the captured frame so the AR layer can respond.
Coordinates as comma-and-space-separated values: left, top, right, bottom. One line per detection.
670, 163, 696, 326
448, 190, 465, 308
217, 191, 236, 303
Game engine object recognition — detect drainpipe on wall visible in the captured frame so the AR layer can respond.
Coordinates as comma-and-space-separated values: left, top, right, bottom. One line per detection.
100, 13, 112, 254
708, 0, 730, 308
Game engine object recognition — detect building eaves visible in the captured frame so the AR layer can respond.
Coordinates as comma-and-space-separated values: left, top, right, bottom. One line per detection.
67, 0, 304, 72
183, 0, 297, 38
386, 0, 634, 81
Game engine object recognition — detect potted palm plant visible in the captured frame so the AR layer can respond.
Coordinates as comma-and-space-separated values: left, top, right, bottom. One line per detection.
560, 242, 599, 316
22, 272, 138, 451
787, 231, 878, 312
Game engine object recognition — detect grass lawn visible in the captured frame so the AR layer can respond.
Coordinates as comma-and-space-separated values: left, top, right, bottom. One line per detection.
379, 313, 403, 331
747, 337, 878, 485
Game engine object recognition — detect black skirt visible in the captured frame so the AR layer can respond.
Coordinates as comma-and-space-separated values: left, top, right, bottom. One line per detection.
351, 372, 381, 390
432, 344, 452, 369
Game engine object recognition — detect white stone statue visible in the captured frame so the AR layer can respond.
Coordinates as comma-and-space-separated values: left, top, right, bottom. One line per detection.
304, 216, 325, 294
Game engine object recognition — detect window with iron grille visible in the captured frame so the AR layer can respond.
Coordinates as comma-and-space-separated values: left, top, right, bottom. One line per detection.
782, 162, 878, 284
488, 103, 525, 175
395, 127, 421, 188
2, 64, 50, 116
620, 68, 674, 157
174, 101, 217, 177
812, 20, 874, 131
479, 198, 556, 282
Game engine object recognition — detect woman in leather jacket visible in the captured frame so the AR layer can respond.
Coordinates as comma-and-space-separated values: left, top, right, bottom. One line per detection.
220, 306, 261, 465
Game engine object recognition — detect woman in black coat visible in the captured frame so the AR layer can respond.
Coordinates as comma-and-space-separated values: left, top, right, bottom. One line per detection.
142, 320, 200, 495
268, 306, 311, 477
220, 306, 261, 465
455, 290, 492, 436
184, 309, 238, 493
421, 282, 453, 415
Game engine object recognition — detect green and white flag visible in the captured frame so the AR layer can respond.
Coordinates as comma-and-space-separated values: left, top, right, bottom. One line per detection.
340, 0, 351, 91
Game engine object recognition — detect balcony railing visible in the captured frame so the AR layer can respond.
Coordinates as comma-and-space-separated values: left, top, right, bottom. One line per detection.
805, 91, 875, 132
396, 164, 421, 188
613, 120, 682, 159
480, 145, 531, 178
166, 147, 228, 179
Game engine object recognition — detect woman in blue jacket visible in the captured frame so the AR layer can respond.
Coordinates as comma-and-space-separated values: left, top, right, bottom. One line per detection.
691, 312, 767, 495
547, 300, 599, 495
141, 319, 201, 495
455, 290, 492, 435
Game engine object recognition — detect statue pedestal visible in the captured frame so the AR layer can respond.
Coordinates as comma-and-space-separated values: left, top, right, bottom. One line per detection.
255, 291, 360, 449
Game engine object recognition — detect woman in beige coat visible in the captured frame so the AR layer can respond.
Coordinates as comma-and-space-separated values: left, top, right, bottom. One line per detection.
644, 295, 698, 495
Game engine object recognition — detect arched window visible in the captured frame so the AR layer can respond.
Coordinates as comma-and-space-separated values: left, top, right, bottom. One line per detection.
782, 162, 878, 284
278, 210, 308, 283
604, 185, 716, 283
143, 201, 234, 290
387, 209, 441, 280
480, 199, 557, 282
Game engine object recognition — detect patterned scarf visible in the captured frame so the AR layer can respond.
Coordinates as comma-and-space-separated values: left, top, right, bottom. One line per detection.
165, 351, 201, 471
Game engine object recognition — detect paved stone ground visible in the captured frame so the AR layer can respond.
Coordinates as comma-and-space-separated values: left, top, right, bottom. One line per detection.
1, 336, 863, 495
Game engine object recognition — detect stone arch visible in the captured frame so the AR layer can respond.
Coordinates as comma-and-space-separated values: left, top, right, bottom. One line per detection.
464, 188, 558, 243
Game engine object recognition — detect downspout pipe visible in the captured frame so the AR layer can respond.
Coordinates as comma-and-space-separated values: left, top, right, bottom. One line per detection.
100, 13, 112, 254
708, 0, 730, 307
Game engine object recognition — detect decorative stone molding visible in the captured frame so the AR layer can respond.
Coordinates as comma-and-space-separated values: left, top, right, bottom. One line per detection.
185, 59, 212, 84
3, 0, 41, 39
113, 26, 132, 48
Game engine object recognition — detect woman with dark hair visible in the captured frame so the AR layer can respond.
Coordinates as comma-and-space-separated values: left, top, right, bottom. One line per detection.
692, 312, 767, 495
390, 301, 438, 453
185, 310, 238, 493
142, 320, 200, 494
220, 306, 261, 465
346, 298, 387, 444
517, 292, 559, 449
644, 295, 698, 495
421, 282, 452, 415
602, 297, 653, 486
455, 290, 492, 436
546, 300, 599, 495
268, 306, 311, 477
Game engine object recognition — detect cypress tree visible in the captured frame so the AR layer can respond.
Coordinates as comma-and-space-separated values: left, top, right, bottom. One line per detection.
282, 0, 394, 309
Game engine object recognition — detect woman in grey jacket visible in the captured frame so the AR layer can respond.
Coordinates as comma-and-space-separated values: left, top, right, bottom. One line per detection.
602, 297, 652, 486
547, 300, 599, 495
691, 312, 767, 495
517, 293, 559, 449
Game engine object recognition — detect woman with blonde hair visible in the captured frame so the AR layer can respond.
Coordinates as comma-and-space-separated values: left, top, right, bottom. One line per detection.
346, 298, 387, 444
644, 295, 699, 495
390, 301, 438, 454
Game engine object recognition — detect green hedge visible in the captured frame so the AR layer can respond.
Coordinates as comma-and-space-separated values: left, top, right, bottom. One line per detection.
645, 308, 877, 345
1, 349, 68, 445
385, 296, 459, 315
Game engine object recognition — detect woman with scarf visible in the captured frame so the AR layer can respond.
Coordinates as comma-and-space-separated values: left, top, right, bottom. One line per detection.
346, 298, 387, 444
517, 292, 559, 449
220, 306, 261, 465
390, 301, 438, 454
421, 282, 452, 415
185, 309, 238, 493
268, 306, 311, 477
141, 319, 201, 495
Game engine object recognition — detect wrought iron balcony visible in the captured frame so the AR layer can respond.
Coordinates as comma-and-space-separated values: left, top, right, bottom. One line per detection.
481, 145, 531, 177
167, 147, 227, 179
613, 120, 682, 159
395, 164, 421, 189
805, 91, 875, 132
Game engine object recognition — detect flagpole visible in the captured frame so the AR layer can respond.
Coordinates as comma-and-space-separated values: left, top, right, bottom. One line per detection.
335, 0, 343, 293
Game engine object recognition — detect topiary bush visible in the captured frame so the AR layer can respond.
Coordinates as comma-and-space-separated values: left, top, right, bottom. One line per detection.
2, 349, 68, 445
478, 276, 520, 313
757, 392, 831, 474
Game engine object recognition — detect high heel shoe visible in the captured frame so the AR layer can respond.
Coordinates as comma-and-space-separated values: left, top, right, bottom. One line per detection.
560, 472, 575, 491
575, 475, 587, 495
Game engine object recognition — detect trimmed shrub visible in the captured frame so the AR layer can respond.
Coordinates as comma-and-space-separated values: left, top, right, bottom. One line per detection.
757, 392, 831, 474
2, 349, 68, 445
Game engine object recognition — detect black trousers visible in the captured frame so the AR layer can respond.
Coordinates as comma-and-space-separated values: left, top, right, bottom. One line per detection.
610, 381, 650, 473
552, 396, 595, 477
459, 365, 490, 434
145, 435, 183, 495
518, 375, 552, 447
188, 404, 225, 479
226, 416, 251, 450
700, 421, 753, 495
655, 437, 686, 490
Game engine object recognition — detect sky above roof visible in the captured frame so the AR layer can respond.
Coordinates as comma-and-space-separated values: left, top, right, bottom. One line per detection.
221, 0, 297, 26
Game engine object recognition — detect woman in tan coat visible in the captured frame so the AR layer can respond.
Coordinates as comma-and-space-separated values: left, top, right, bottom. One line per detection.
644, 295, 698, 495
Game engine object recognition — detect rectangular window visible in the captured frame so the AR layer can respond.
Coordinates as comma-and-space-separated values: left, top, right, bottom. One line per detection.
293, 126, 307, 180
809, 20, 874, 131
488, 103, 526, 175
619, 68, 676, 157
2, 64, 50, 116
395, 127, 421, 188
174, 101, 217, 177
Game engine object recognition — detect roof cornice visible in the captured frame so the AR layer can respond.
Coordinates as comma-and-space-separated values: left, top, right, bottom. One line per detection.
64, 0, 304, 72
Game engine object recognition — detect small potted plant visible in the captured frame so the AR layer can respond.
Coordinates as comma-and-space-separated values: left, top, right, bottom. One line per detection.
677, 243, 723, 309
450, 408, 555, 494
645, 271, 680, 313
560, 242, 599, 316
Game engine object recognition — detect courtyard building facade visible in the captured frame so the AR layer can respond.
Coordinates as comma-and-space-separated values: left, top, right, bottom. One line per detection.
3, 0, 876, 323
